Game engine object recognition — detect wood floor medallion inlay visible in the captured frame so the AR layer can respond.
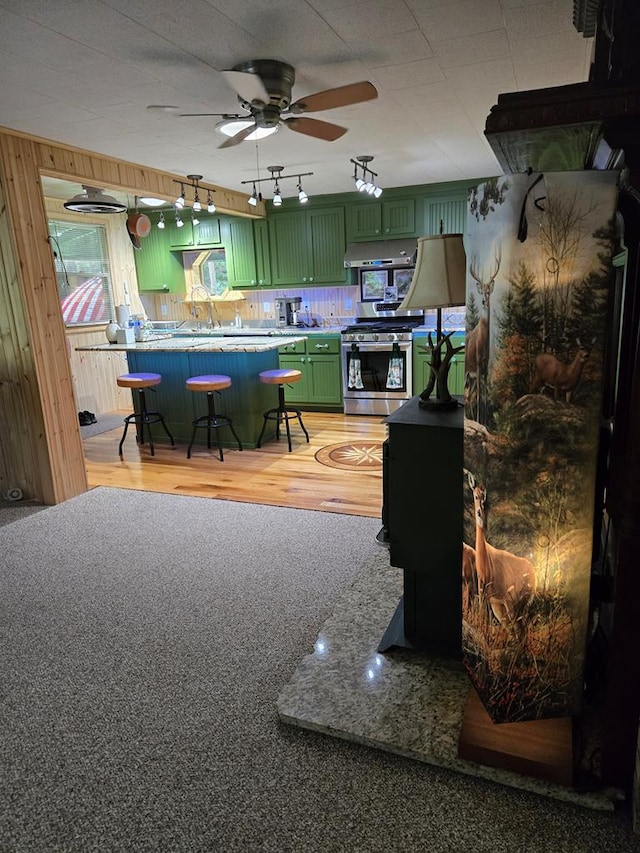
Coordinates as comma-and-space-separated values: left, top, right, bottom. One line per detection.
315, 441, 383, 471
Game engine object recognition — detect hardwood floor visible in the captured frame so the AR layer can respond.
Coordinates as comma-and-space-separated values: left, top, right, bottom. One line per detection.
83, 411, 387, 518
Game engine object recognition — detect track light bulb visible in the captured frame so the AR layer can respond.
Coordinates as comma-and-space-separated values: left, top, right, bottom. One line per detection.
193, 197, 202, 212
193, 215, 200, 226
355, 177, 365, 191
157, 212, 165, 229
175, 184, 185, 208
273, 185, 282, 206
207, 191, 216, 213
297, 183, 308, 203
373, 185, 383, 198
176, 215, 184, 228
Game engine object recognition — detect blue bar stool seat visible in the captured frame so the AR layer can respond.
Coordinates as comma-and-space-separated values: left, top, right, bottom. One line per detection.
116, 372, 175, 457
256, 368, 310, 453
186, 374, 243, 461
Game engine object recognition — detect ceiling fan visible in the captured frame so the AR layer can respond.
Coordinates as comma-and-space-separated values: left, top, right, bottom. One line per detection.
148, 59, 378, 148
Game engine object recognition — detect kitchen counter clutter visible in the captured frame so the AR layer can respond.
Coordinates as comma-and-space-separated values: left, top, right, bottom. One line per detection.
79, 335, 308, 352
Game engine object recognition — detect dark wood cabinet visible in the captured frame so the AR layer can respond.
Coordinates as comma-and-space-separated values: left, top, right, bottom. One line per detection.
379, 396, 463, 658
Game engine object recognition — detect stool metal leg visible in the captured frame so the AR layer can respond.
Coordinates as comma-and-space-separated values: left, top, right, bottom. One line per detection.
187, 390, 243, 460
118, 387, 175, 458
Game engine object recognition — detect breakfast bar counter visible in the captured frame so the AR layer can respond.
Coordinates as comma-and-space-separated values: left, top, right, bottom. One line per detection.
77, 335, 308, 449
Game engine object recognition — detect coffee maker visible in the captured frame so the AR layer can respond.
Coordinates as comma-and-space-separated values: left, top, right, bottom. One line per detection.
274, 296, 303, 327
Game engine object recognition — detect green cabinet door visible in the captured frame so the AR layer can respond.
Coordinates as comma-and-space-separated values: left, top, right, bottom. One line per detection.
279, 355, 309, 402
383, 198, 415, 236
279, 335, 342, 408
194, 215, 221, 246
347, 198, 416, 240
134, 218, 185, 293
424, 197, 466, 236
167, 214, 195, 248
225, 217, 258, 287
307, 207, 346, 284
253, 219, 271, 286
269, 207, 346, 286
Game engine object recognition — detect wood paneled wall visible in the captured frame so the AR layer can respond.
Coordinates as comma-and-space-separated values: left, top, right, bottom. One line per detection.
0, 125, 259, 505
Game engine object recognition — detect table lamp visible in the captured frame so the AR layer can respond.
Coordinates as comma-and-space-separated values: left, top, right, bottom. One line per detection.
398, 231, 467, 411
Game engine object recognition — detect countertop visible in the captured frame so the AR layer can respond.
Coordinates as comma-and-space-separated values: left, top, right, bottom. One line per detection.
169, 326, 344, 337
77, 335, 309, 353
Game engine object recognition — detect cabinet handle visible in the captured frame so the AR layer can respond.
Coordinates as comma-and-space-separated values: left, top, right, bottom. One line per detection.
314, 343, 329, 350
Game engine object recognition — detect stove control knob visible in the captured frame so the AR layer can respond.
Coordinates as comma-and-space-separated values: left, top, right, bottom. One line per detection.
372, 333, 379, 342
388, 333, 396, 341
357, 333, 365, 341
345, 334, 353, 341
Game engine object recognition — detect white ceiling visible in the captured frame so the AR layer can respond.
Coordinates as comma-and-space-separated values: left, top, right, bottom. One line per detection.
0, 0, 593, 202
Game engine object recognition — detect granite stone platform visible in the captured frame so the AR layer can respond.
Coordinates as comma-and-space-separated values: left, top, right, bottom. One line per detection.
277, 551, 624, 812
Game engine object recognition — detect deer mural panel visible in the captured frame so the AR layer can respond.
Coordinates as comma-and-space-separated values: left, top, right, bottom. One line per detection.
529, 338, 596, 402
466, 472, 536, 629
465, 246, 501, 423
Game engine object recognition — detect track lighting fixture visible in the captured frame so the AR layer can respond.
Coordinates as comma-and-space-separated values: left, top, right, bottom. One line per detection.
192, 211, 200, 226
351, 156, 382, 198
240, 167, 313, 207
172, 174, 216, 214
157, 211, 165, 229
175, 210, 184, 228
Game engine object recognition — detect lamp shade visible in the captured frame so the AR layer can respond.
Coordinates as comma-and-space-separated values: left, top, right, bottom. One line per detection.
398, 234, 467, 310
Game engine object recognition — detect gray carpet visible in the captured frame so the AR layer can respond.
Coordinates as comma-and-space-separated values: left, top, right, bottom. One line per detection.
79, 413, 124, 439
0, 487, 637, 853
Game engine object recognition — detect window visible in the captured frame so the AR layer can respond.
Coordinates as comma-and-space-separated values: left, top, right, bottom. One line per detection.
49, 219, 114, 326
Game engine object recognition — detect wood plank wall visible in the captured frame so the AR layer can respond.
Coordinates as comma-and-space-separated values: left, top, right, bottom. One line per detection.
0, 125, 260, 505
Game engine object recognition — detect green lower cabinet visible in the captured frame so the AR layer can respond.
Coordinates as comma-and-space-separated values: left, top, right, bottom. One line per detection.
413, 333, 465, 397
278, 335, 342, 408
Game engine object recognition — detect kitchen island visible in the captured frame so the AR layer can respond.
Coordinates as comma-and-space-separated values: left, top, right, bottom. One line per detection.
77, 335, 308, 449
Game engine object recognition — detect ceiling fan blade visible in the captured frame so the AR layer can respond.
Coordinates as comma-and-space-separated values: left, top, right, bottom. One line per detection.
222, 69, 270, 104
289, 81, 378, 114
178, 112, 243, 118
218, 123, 257, 149
283, 116, 347, 142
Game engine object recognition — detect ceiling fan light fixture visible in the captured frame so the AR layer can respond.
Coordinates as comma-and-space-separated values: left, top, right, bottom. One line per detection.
63, 185, 126, 214
139, 197, 166, 207
215, 118, 279, 141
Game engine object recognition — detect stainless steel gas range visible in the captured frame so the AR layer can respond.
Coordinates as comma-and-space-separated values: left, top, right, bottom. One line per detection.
341, 302, 424, 415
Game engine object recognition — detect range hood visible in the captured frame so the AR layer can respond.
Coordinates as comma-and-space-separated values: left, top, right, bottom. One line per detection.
344, 238, 417, 268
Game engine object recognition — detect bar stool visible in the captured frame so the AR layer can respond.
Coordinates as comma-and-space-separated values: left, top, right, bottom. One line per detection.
186, 374, 243, 461
116, 372, 175, 457
256, 368, 310, 453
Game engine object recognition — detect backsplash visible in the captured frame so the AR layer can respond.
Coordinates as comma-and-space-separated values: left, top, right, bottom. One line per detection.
140, 285, 361, 328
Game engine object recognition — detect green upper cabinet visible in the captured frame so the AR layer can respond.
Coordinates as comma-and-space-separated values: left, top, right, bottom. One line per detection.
347, 198, 416, 240
269, 205, 346, 286
168, 213, 221, 248
224, 217, 271, 288
134, 214, 185, 293
424, 196, 467, 236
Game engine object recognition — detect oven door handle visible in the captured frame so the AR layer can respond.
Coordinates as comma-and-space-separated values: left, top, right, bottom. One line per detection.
341, 341, 411, 352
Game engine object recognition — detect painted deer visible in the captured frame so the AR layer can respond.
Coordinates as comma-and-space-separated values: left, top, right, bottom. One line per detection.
465, 246, 501, 423
466, 472, 536, 629
529, 338, 595, 403
462, 542, 477, 613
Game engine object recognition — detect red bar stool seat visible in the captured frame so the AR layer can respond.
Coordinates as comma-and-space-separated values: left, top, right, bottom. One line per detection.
185, 374, 243, 461
116, 372, 174, 457
256, 369, 310, 453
